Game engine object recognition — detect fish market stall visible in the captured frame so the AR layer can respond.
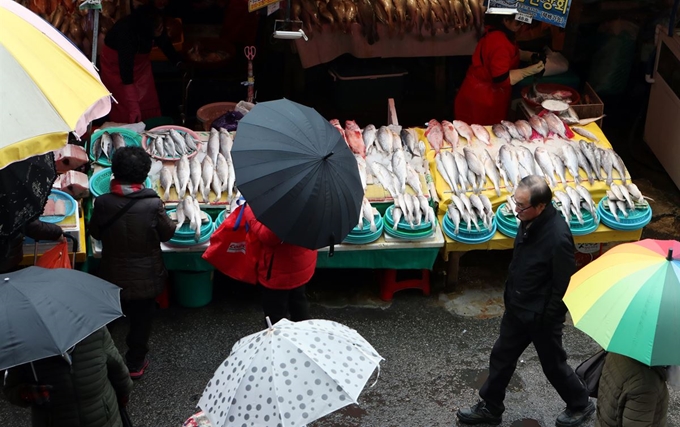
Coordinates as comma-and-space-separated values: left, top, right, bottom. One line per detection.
416, 121, 649, 287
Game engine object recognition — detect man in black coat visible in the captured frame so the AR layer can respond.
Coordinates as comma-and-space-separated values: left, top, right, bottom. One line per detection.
457, 175, 594, 427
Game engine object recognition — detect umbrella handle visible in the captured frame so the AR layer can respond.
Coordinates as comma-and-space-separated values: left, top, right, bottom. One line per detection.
669, 248, 674, 261
328, 234, 335, 257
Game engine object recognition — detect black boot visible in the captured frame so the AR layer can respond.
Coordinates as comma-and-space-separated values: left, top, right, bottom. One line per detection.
555, 399, 595, 427
456, 401, 502, 425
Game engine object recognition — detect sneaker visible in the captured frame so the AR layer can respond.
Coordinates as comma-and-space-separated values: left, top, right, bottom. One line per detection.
128, 359, 149, 380
555, 399, 595, 427
456, 401, 502, 425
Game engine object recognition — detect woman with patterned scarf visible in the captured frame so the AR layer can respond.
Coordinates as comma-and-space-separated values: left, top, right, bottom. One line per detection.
90, 146, 175, 380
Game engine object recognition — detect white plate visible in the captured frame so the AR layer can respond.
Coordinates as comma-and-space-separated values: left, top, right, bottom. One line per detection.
541, 99, 570, 112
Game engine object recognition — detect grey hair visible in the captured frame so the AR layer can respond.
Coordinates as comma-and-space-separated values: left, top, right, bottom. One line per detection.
517, 175, 552, 206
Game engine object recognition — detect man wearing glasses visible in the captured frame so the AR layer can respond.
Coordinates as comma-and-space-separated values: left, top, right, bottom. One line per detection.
457, 175, 594, 427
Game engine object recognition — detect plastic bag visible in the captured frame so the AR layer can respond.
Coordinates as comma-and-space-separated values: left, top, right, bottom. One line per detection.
36, 240, 72, 269
543, 48, 569, 77
210, 111, 244, 132
201, 204, 260, 284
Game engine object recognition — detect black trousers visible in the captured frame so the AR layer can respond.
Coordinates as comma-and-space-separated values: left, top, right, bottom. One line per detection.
121, 298, 156, 370
479, 309, 589, 414
259, 284, 310, 327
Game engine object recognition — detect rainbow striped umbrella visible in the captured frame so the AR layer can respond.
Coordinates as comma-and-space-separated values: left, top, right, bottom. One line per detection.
564, 239, 680, 366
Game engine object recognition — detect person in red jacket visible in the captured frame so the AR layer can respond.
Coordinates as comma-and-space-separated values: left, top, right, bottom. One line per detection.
454, 12, 545, 125
248, 218, 317, 326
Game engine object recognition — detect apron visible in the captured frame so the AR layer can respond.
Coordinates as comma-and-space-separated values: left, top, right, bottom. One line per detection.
454, 30, 520, 126
100, 44, 161, 123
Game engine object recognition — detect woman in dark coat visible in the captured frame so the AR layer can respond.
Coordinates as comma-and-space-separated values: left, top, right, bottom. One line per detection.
454, 12, 544, 125
596, 352, 669, 427
3, 327, 133, 427
0, 219, 63, 274
90, 147, 175, 379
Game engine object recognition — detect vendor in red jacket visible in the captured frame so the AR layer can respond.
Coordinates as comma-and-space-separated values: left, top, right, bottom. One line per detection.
249, 218, 317, 326
454, 12, 545, 125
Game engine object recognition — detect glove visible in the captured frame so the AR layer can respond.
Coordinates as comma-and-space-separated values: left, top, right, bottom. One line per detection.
120, 84, 142, 123
509, 61, 545, 85
118, 394, 130, 407
18, 384, 53, 406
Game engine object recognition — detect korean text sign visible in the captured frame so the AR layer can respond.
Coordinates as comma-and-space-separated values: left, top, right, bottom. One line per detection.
516, 0, 572, 28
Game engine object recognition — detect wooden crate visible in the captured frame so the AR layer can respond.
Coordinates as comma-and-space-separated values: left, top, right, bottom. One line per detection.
571, 82, 605, 127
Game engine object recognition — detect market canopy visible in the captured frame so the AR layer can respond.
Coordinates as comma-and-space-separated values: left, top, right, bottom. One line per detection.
0, 0, 111, 170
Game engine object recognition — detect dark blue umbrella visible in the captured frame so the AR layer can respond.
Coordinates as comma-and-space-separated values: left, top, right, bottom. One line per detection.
0, 267, 123, 371
232, 99, 363, 251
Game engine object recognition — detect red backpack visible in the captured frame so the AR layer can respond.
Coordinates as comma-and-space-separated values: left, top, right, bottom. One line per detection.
202, 204, 260, 284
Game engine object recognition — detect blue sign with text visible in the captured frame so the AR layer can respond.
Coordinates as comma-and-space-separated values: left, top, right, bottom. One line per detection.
516, 0, 572, 28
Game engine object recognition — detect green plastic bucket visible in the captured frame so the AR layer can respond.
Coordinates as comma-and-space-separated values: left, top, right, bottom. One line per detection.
171, 271, 213, 308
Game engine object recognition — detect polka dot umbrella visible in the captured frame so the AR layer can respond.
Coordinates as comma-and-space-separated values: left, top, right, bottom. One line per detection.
198, 318, 384, 427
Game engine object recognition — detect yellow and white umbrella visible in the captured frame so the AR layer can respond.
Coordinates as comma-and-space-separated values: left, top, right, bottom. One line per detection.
0, 0, 112, 170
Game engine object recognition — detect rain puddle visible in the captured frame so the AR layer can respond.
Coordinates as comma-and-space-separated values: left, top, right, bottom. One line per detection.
511, 419, 542, 427
458, 369, 524, 392
438, 288, 505, 319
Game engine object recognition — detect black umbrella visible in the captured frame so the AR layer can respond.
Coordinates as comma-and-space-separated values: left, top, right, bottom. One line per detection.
0, 152, 56, 237
232, 99, 364, 251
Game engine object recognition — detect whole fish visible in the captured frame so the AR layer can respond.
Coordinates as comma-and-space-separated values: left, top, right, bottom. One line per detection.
492, 123, 511, 143
553, 190, 572, 225
447, 204, 461, 235
501, 120, 523, 140
534, 147, 557, 187
392, 148, 407, 193
425, 119, 444, 153
599, 148, 614, 186
170, 129, 188, 155
100, 133, 113, 159
390, 131, 402, 152
469, 194, 486, 227
111, 132, 126, 154
463, 147, 484, 182
574, 145, 595, 185
154, 136, 164, 158
417, 195, 430, 223
400, 129, 417, 155
515, 145, 536, 177
184, 133, 198, 151
182, 196, 196, 233
617, 200, 629, 218
480, 149, 501, 196
362, 198, 377, 232
574, 184, 596, 219
160, 167, 173, 201
470, 124, 491, 146
371, 162, 398, 198
226, 160, 236, 202
355, 154, 368, 191
609, 183, 625, 203
363, 124, 378, 152
405, 164, 423, 195
610, 150, 628, 184
514, 120, 533, 141
176, 155, 191, 198
92, 137, 103, 160
544, 112, 568, 138
606, 197, 620, 222
163, 135, 177, 158
377, 126, 393, 153
451, 194, 472, 231
617, 183, 634, 209
192, 197, 202, 241
571, 126, 599, 142
211, 170, 223, 202
578, 140, 601, 180
626, 183, 653, 203
216, 153, 230, 193
561, 144, 581, 184
436, 153, 457, 194
441, 120, 459, 149
392, 206, 403, 231
402, 192, 415, 228
175, 198, 186, 231
452, 120, 475, 144
190, 156, 203, 197
549, 152, 568, 186
207, 129, 220, 165
528, 115, 549, 139
578, 115, 606, 126
200, 156, 214, 203
330, 119, 348, 145
219, 128, 234, 161
566, 186, 584, 224
345, 120, 367, 157
460, 193, 480, 231
453, 151, 470, 191
497, 144, 520, 191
